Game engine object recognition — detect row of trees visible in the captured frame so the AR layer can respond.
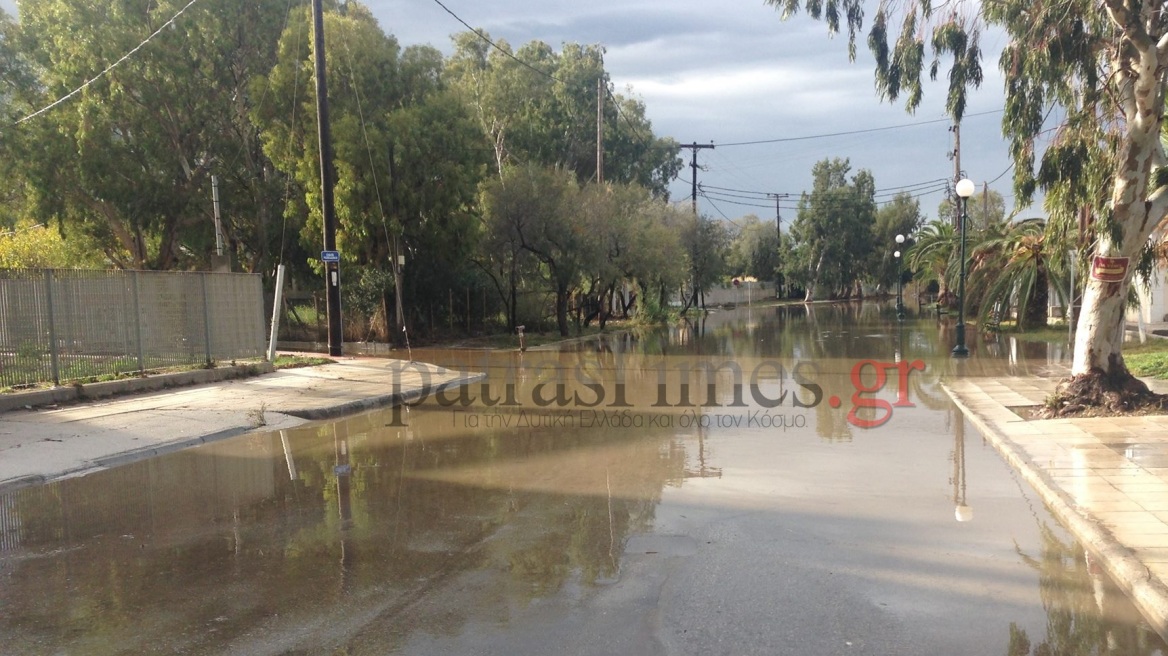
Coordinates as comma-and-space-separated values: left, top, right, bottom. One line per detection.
0, 0, 698, 338
772, 158, 928, 301
766, 0, 1168, 408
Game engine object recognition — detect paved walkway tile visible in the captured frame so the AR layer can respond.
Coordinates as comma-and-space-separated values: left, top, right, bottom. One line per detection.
946, 375, 1168, 639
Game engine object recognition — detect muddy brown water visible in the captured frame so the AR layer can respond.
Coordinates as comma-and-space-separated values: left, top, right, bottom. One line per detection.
1, 302, 1163, 655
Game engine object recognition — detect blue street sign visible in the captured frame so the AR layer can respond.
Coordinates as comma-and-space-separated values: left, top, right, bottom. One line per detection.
321, 250, 340, 262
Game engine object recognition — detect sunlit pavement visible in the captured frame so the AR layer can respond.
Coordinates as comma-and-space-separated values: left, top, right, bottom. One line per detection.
947, 375, 1168, 638
0, 356, 482, 491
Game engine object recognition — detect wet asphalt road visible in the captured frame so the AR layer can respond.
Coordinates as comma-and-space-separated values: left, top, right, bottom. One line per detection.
1, 302, 1164, 655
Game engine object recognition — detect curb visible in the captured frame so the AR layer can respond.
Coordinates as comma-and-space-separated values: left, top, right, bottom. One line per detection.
281, 373, 486, 420
0, 371, 485, 495
0, 363, 275, 414
0, 426, 257, 495
943, 382, 1168, 641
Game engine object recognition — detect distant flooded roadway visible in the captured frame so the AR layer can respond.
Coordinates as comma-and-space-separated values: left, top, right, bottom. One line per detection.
2, 302, 1165, 655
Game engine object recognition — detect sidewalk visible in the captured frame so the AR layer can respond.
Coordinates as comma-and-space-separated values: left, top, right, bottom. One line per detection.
946, 374, 1168, 639
0, 357, 482, 493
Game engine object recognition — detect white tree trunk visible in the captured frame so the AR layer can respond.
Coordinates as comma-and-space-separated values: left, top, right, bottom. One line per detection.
1071, 274, 1130, 376
1070, 16, 1168, 380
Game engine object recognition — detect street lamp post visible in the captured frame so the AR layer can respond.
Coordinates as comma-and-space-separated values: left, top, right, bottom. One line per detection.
894, 234, 906, 321
952, 178, 976, 357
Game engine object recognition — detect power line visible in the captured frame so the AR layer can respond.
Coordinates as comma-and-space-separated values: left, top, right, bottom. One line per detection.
700, 178, 951, 199
430, 0, 562, 84
13, 0, 204, 126
716, 110, 1003, 147
699, 183, 948, 211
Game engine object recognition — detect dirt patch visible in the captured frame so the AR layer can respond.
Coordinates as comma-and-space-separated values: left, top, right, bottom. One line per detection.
1035, 368, 1168, 419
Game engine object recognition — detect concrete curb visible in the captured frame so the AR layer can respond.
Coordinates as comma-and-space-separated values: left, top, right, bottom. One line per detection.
943, 382, 1168, 641
281, 373, 486, 420
0, 371, 485, 495
0, 362, 275, 414
0, 426, 259, 494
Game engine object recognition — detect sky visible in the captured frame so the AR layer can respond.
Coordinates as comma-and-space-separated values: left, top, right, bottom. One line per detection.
361, 0, 1023, 228
1, 0, 1025, 229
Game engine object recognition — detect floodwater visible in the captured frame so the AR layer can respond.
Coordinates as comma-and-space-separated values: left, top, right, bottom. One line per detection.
1, 302, 1164, 655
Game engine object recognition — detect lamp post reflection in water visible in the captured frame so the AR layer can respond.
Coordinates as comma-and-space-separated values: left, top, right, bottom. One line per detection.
335, 426, 353, 590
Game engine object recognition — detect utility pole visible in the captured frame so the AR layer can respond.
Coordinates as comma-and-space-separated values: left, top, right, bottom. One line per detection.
685, 142, 715, 214
596, 77, 604, 184
211, 175, 224, 257
767, 193, 790, 298
311, 0, 343, 356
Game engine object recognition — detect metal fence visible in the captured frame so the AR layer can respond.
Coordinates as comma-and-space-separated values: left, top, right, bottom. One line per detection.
0, 269, 266, 388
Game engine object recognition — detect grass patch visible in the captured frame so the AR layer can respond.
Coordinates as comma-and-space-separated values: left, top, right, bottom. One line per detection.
1128, 339, 1168, 379
1000, 326, 1074, 342
272, 354, 335, 369
1123, 337, 1168, 356
1129, 352, 1168, 379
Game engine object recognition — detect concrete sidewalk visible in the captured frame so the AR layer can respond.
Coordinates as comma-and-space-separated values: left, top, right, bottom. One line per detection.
946, 374, 1168, 639
0, 357, 482, 492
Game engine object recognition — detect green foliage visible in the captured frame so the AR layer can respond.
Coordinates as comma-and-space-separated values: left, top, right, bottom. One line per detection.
905, 220, 955, 293
727, 214, 781, 283
767, 0, 982, 119
13, 0, 290, 270
968, 218, 1054, 330
785, 158, 875, 300
445, 33, 682, 198
870, 193, 923, 290
1126, 339, 1168, 380
272, 354, 335, 369
1128, 351, 1168, 380
767, 0, 1168, 379
0, 220, 109, 269
1, 1, 687, 345
936, 187, 1007, 232
681, 213, 730, 308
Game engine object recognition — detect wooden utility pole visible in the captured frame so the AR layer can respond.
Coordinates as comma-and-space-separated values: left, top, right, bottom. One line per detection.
685, 142, 715, 214
767, 193, 790, 298
311, 0, 343, 356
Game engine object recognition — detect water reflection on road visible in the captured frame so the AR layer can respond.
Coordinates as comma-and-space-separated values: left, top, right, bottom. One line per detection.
0, 302, 1163, 655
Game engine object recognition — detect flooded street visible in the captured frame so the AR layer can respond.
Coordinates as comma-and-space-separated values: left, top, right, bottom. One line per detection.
2, 302, 1165, 655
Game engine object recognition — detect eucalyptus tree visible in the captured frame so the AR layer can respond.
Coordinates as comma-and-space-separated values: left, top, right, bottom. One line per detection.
255, 3, 488, 333
0, 8, 35, 230
680, 214, 731, 311
479, 164, 593, 337
871, 192, 923, 291
12, 0, 290, 270
766, 0, 1168, 408
445, 33, 682, 196
938, 188, 1007, 232
786, 158, 876, 300
728, 214, 782, 284
576, 183, 688, 326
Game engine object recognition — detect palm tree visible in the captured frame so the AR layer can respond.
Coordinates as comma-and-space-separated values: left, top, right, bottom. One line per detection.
905, 220, 958, 305
968, 218, 1061, 331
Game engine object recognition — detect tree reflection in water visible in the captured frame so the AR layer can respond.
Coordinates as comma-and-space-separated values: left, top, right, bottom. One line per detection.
1008, 524, 1168, 655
